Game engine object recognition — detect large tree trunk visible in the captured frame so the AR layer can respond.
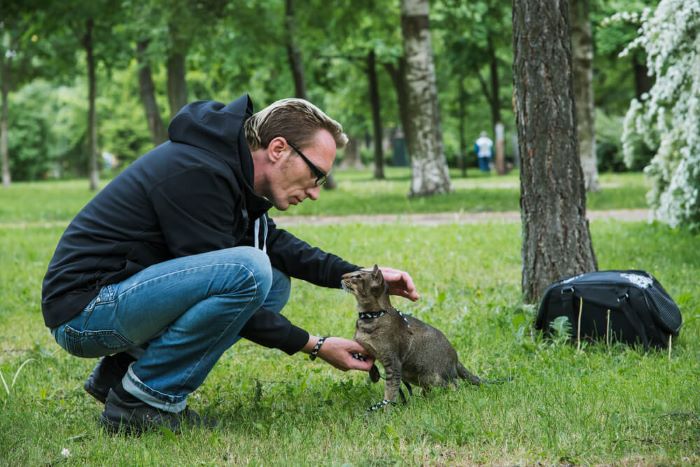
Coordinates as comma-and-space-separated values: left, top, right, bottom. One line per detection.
285, 0, 307, 99
136, 40, 167, 145
400, 0, 451, 197
1, 60, 10, 187
84, 17, 99, 191
384, 58, 411, 157
367, 49, 385, 179
166, 21, 188, 119
570, 0, 599, 192
513, 0, 597, 303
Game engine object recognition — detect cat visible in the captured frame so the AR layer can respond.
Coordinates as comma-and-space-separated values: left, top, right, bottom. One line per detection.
342, 265, 481, 411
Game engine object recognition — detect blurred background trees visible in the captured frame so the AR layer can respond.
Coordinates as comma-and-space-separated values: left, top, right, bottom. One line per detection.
3, 0, 697, 231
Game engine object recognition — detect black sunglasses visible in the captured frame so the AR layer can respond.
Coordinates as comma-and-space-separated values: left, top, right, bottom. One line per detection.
287, 141, 328, 187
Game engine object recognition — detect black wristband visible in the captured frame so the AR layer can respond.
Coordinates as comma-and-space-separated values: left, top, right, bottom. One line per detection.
309, 336, 327, 361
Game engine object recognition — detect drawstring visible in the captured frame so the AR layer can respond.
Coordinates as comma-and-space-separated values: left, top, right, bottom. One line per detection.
253, 215, 269, 253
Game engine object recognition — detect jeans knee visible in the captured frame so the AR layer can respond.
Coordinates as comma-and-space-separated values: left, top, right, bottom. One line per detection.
224, 246, 273, 305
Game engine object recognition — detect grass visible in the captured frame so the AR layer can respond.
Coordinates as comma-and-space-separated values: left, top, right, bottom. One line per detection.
1, 171, 698, 465
0, 169, 648, 224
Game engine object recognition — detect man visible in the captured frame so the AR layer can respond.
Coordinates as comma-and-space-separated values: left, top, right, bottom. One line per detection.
474, 131, 493, 173
42, 95, 419, 433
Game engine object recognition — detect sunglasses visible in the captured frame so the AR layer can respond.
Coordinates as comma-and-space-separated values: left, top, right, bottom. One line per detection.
287, 141, 328, 187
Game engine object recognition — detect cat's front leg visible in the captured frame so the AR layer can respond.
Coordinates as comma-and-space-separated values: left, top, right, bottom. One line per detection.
367, 357, 402, 412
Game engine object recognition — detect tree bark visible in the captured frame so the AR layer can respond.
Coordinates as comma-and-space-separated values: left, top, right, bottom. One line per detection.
136, 40, 167, 145
457, 76, 467, 177
166, 21, 188, 119
84, 17, 99, 191
285, 0, 307, 99
1, 59, 11, 187
512, 0, 597, 303
570, 0, 599, 192
487, 33, 502, 129
632, 54, 653, 100
384, 59, 411, 157
340, 136, 363, 169
367, 49, 385, 179
400, 0, 451, 196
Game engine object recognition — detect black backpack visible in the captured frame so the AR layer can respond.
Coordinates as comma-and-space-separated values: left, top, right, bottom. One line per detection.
535, 270, 682, 349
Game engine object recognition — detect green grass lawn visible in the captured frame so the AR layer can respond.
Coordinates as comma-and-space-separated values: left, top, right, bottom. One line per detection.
1, 172, 697, 465
0, 169, 648, 224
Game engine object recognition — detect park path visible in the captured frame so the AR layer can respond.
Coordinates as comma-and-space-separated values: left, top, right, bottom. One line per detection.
273, 209, 649, 227
0, 209, 649, 230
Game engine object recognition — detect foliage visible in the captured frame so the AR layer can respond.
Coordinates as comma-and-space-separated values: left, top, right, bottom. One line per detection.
0, 182, 698, 464
620, 0, 700, 230
595, 109, 653, 173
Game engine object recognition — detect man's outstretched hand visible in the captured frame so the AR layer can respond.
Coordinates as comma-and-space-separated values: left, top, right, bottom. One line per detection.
304, 336, 375, 371
378, 266, 420, 302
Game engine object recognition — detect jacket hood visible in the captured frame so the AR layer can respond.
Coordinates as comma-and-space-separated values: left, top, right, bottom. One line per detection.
168, 94, 270, 215
168, 94, 254, 163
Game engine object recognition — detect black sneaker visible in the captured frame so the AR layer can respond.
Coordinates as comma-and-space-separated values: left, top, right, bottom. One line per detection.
84, 353, 136, 403
100, 389, 216, 434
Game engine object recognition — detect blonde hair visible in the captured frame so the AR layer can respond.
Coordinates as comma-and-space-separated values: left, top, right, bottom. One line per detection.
244, 98, 348, 150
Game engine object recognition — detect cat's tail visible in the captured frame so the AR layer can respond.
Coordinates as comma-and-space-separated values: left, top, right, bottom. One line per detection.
457, 363, 482, 386
459, 363, 513, 385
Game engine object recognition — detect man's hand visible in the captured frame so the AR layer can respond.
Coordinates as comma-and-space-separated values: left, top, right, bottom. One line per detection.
304, 336, 375, 371
378, 267, 420, 301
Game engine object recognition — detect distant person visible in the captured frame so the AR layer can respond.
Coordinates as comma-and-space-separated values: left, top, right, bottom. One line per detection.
474, 131, 494, 173
42, 95, 420, 433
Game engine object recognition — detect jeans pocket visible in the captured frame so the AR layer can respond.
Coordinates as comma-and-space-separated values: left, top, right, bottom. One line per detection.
63, 325, 132, 358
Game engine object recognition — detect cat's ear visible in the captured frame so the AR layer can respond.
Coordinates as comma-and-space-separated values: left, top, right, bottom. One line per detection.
372, 264, 382, 280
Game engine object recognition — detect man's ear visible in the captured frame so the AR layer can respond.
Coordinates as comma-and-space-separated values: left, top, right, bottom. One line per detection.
267, 136, 288, 163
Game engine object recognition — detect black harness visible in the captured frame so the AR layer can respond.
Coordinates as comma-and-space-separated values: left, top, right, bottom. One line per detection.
358, 309, 410, 326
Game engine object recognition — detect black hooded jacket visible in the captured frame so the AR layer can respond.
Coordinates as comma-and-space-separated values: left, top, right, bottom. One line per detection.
41, 95, 359, 354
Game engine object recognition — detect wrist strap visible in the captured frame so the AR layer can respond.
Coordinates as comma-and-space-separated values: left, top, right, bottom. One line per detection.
309, 336, 327, 361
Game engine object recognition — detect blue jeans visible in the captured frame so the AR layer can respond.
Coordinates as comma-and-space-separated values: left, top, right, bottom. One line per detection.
478, 156, 491, 172
51, 246, 291, 412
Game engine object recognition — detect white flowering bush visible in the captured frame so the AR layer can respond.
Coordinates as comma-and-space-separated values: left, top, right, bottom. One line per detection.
620, 0, 700, 230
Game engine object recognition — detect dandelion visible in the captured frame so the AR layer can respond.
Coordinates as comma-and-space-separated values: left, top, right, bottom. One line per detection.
61, 448, 70, 458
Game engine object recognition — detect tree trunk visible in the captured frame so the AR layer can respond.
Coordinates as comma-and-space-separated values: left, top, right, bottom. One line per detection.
285, 0, 307, 100
487, 34, 502, 129
367, 49, 385, 179
513, 0, 597, 303
166, 21, 188, 119
84, 17, 99, 191
1, 60, 11, 187
457, 76, 467, 177
570, 0, 599, 192
384, 59, 411, 159
341, 136, 363, 169
400, 0, 451, 196
136, 40, 168, 146
632, 54, 653, 100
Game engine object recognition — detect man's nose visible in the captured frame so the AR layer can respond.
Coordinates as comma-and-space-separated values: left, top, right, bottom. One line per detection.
305, 185, 321, 201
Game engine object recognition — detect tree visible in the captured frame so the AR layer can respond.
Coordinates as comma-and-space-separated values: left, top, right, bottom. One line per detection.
571, 0, 600, 192
0, 4, 47, 186
400, 0, 451, 196
513, 0, 597, 303
621, 0, 700, 231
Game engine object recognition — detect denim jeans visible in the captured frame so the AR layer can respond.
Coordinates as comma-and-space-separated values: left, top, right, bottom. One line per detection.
51, 246, 290, 412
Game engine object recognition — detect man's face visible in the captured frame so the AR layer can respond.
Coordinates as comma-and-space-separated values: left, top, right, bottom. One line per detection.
265, 130, 336, 211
